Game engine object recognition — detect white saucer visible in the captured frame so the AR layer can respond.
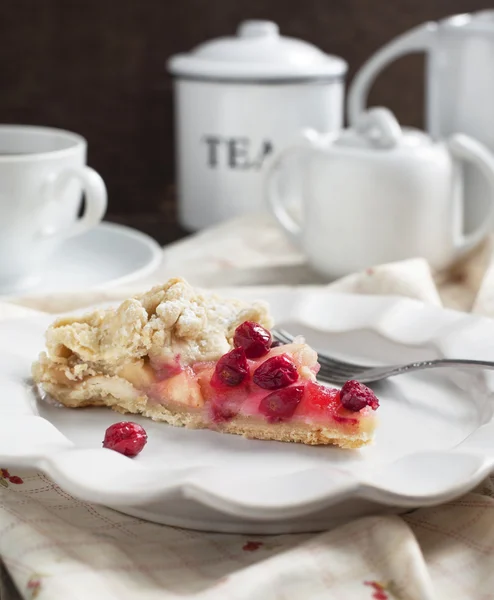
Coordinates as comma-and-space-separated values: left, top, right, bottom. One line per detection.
7, 222, 163, 296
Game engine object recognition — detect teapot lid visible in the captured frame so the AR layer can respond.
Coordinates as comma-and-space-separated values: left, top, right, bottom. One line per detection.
335, 108, 431, 150
167, 20, 347, 82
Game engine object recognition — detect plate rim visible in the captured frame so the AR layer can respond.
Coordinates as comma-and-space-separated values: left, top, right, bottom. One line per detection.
1, 290, 494, 525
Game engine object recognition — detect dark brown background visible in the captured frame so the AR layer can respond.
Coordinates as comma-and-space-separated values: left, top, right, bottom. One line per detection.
0, 0, 490, 243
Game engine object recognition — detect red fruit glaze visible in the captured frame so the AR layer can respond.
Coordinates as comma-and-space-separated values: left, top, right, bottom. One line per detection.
298, 381, 341, 417
253, 354, 299, 390
333, 415, 358, 426
340, 380, 379, 412
234, 321, 272, 359
212, 347, 249, 387
152, 355, 183, 380
259, 385, 304, 422
211, 405, 236, 423
103, 422, 148, 457
211, 400, 239, 423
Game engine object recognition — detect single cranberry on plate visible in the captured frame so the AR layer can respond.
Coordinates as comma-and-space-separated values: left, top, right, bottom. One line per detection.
234, 321, 272, 358
259, 385, 304, 422
103, 422, 148, 457
212, 347, 249, 387
253, 354, 299, 390
340, 380, 379, 412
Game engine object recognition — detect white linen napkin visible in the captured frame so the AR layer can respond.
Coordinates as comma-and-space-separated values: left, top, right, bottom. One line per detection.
12, 213, 492, 313
2, 213, 494, 600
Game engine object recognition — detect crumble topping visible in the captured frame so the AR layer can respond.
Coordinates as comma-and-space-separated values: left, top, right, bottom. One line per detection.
33, 278, 272, 388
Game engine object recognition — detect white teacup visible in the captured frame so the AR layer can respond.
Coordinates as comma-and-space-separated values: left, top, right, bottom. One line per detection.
0, 125, 107, 292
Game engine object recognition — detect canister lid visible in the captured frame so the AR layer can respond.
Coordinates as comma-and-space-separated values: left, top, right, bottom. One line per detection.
167, 20, 347, 82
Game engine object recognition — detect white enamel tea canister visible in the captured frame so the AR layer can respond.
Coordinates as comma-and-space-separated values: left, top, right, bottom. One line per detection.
348, 10, 494, 233
167, 20, 347, 230
265, 108, 494, 279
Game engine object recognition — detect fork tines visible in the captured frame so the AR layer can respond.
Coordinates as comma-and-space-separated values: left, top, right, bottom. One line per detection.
271, 328, 371, 385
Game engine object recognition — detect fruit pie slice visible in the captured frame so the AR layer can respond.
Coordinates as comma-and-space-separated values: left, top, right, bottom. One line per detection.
33, 278, 379, 448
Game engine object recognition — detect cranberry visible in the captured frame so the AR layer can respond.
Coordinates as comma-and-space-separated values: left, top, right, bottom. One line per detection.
253, 354, 298, 390
103, 422, 148, 457
212, 347, 249, 387
234, 321, 272, 359
259, 386, 304, 422
340, 380, 379, 412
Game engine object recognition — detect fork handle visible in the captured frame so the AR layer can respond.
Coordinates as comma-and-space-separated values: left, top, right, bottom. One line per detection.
357, 358, 494, 383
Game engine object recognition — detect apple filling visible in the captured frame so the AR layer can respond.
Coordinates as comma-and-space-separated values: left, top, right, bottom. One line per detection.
116, 322, 379, 440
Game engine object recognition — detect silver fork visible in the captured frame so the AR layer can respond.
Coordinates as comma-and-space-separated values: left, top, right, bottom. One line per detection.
272, 328, 494, 385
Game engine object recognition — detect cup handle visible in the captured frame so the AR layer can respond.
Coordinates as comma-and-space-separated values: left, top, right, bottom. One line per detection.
40, 166, 107, 240
265, 129, 321, 244
449, 134, 494, 254
347, 22, 437, 127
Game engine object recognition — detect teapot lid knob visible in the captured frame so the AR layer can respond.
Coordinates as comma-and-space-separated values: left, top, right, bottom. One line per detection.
355, 108, 402, 149
237, 20, 280, 38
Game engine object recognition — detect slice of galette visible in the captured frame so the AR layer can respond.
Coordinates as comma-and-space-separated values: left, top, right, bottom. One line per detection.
32, 278, 379, 448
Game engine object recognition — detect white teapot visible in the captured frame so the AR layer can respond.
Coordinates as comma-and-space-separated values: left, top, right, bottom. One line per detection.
265, 108, 494, 279
347, 11, 494, 233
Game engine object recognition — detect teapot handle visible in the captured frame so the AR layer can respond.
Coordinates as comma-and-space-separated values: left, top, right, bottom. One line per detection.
450, 134, 494, 254
264, 129, 324, 244
347, 22, 437, 127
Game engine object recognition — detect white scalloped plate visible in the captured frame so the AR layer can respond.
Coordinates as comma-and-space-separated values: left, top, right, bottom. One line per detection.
2, 289, 494, 534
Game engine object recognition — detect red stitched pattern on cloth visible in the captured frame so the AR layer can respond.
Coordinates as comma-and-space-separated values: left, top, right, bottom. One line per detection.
27, 573, 42, 599
242, 541, 263, 552
364, 581, 390, 600
0, 469, 23, 487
